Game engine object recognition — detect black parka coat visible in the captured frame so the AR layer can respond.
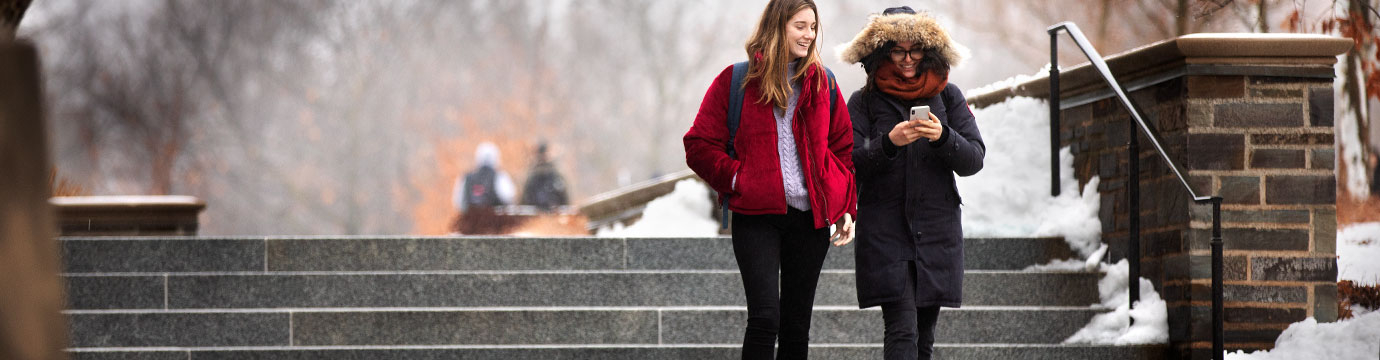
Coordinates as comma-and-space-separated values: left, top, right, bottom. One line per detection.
849, 83, 985, 308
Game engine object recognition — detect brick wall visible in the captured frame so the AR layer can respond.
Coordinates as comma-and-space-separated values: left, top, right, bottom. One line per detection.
970, 34, 1350, 359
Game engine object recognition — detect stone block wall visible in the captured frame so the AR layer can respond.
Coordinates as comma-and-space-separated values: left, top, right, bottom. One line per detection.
970, 34, 1350, 359
1176, 75, 1338, 357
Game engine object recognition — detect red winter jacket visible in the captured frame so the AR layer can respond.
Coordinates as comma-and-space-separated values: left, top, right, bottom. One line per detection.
683, 62, 857, 229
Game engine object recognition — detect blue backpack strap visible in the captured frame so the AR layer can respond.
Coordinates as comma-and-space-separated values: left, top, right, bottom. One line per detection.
722, 61, 749, 230
726, 61, 749, 159
824, 67, 837, 115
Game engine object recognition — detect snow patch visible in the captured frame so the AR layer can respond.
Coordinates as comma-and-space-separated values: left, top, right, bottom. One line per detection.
1063, 259, 1169, 345
596, 179, 719, 237
965, 64, 1049, 96
962, 96, 1102, 257
1224, 311, 1380, 360
1338, 222, 1380, 284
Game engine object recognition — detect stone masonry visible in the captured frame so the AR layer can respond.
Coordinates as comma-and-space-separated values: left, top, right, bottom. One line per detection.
970, 34, 1350, 359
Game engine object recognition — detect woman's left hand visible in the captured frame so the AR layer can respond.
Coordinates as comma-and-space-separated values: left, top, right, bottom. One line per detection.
830, 213, 855, 246
915, 112, 943, 143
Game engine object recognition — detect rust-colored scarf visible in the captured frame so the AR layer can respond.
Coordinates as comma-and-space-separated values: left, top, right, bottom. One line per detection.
874, 61, 947, 100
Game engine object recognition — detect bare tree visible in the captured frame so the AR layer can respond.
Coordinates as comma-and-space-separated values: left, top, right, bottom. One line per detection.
948, 0, 1272, 74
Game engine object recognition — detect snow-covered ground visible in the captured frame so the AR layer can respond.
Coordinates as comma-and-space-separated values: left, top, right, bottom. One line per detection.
1338, 222, 1380, 284
1225, 310, 1380, 360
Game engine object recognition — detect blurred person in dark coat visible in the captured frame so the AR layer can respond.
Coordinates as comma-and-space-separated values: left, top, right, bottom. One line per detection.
519, 142, 569, 212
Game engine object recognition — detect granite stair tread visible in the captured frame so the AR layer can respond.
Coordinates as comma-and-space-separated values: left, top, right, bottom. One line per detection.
61, 235, 1158, 360
64, 270, 1102, 309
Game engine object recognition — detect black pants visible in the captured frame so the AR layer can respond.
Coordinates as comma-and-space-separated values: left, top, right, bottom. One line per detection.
731, 208, 831, 360
881, 261, 942, 360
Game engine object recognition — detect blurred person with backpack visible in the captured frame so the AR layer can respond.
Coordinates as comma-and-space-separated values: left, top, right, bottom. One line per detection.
452, 142, 516, 234
682, 0, 856, 358
519, 141, 569, 212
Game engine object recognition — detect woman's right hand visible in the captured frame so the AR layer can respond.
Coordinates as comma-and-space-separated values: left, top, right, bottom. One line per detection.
888, 120, 922, 146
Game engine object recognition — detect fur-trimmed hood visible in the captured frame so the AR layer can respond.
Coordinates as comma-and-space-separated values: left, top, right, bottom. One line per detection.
836, 12, 967, 68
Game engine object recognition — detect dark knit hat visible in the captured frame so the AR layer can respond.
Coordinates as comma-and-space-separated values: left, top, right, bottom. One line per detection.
883, 6, 916, 15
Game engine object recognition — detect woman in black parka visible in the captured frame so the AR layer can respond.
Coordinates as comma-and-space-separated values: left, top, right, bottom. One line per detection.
837, 7, 984, 359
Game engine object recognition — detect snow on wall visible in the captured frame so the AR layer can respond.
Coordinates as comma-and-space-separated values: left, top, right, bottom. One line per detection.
596, 179, 719, 237
962, 96, 1103, 258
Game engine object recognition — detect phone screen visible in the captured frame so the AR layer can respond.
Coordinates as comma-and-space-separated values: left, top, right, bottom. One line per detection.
910, 105, 931, 122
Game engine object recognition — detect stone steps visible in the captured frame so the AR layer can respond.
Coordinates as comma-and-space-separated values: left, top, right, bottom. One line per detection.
61, 236, 1165, 359
65, 270, 1099, 309
69, 344, 1169, 360
66, 306, 1104, 347
61, 236, 1079, 272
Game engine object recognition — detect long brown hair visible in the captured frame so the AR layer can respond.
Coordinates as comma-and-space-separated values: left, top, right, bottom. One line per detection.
743, 0, 827, 110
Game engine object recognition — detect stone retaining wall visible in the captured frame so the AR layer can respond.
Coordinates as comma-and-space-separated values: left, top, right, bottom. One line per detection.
969, 33, 1350, 358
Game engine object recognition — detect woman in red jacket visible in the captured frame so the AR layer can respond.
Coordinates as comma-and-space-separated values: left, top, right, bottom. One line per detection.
683, 0, 856, 358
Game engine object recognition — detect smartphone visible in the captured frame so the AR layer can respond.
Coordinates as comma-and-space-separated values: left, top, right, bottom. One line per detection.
909, 105, 931, 124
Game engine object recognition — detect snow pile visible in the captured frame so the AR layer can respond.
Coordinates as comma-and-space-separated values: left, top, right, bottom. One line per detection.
596, 179, 719, 237
965, 64, 1048, 97
1337, 222, 1380, 284
962, 96, 1103, 257
1025, 244, 1107, 272
1063, 259, 1170, 345
1224, 311, 1380, 360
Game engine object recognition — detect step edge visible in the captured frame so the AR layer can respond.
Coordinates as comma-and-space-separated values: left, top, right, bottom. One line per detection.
66, 343, 1169, 352
64, 303, 1115, 311
62, 269, 1103, 276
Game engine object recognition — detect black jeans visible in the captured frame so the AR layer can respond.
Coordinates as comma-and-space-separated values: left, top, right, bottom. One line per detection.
881, 261, 942, 360
731, 208, 831, 360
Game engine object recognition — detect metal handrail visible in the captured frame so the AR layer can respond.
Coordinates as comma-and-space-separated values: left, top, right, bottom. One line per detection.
1047, 22, 1225, 360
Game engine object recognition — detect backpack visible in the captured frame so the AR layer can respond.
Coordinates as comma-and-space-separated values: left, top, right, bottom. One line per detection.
721, 61, 839, 228
463, 166, 501, 209
520, 163, 569, 210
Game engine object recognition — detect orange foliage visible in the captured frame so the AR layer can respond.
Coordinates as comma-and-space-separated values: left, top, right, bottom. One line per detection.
407, 108, 559, 235
401, 54, 580, 235
1339, 280, 1380, 319
49, 169, 85, 196
509, 214, 590, 236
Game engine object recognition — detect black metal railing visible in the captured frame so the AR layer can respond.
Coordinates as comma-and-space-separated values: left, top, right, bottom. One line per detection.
1047, 22, 1225, 360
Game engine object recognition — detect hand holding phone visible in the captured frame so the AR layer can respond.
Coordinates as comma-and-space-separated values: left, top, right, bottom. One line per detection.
890, 105, 941, 146
909, 105, 943, 142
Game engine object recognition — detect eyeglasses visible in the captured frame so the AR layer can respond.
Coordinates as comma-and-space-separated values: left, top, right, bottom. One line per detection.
889, 47, 924, 62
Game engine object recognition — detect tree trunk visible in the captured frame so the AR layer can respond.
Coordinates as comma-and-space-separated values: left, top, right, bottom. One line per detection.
1353, 0, 1375, 193
1175, 0, 1188, 36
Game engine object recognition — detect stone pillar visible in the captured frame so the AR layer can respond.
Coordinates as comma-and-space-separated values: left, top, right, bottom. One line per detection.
1179, 73, 1340, 357
969, 34, 1350, 359
0, 41, 69, 359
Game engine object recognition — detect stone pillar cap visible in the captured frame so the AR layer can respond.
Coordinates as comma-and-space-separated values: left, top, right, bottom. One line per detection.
51, 195, 205, 209
969, 33, 1353, 108
1174, 33, 1351, 57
